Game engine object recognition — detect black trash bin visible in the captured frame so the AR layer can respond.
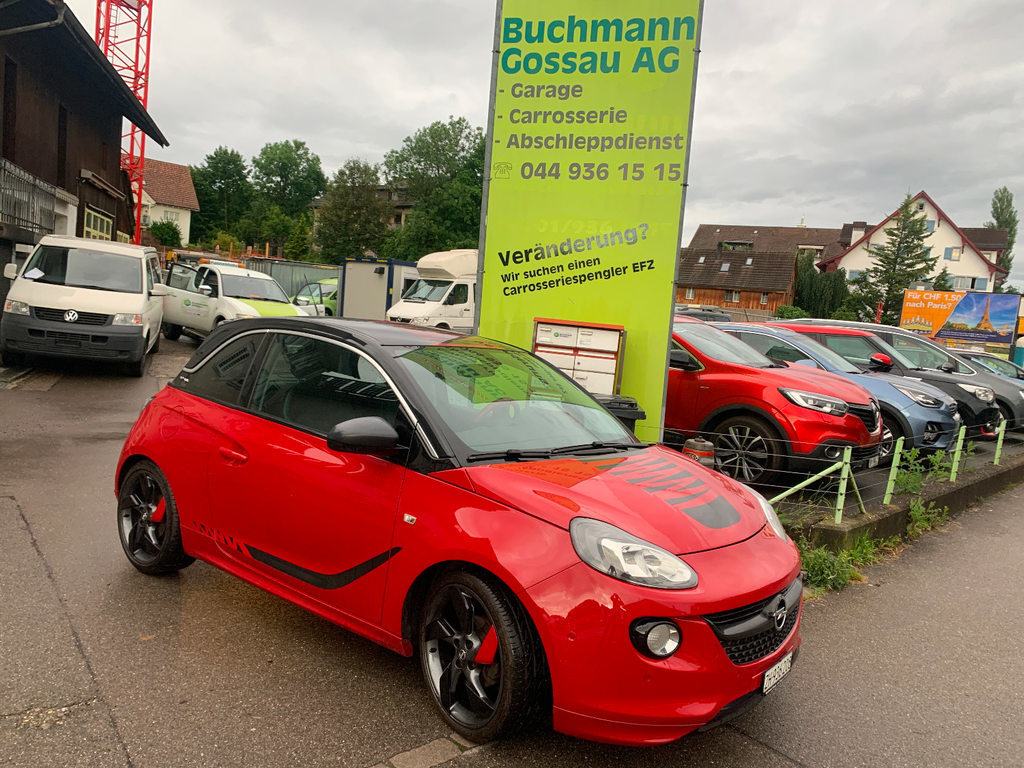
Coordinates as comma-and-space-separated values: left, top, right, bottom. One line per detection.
594, 394, 646, 435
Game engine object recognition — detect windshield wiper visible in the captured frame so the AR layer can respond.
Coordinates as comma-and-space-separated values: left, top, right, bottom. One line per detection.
548, 441, 640, 455
465, 448, 553, 463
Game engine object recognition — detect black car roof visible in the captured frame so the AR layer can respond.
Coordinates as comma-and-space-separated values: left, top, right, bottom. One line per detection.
193, 317, 516, 360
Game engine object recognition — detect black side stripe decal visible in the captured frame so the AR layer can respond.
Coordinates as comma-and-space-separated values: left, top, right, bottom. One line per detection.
245, 545, 402, 590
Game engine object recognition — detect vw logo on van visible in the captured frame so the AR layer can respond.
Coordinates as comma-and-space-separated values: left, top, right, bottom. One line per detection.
64, 310, 79, 323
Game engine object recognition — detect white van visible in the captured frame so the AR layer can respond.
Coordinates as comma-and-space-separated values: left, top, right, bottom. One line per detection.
386, 249, 477, 332
1, 235, 166, 376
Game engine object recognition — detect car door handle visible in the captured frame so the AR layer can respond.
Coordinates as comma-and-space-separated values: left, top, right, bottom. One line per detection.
218, 446, 248, 464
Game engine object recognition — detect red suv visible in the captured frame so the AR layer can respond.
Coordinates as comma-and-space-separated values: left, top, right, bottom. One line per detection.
668, 317, 882, 485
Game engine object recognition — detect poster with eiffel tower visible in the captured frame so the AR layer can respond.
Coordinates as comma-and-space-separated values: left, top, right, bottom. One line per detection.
902, 289, 1021, 345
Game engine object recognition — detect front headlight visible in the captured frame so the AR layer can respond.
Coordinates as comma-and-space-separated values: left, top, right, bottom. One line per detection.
779, 388, 849, 416
748, 488, 789, 541
3, 299, 29, 315
233, 314, 258, 320
570, 518, 698, 590
892, 383, 942, 408
411, 316, 432, 325
112, 313, 142, 326
958, 383, 995, 403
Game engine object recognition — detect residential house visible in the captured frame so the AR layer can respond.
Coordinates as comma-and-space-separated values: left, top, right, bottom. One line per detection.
816, 191, 1008, 291
0, 0, 167, 301
141, 158, 199, 244
677, 248, 798, 314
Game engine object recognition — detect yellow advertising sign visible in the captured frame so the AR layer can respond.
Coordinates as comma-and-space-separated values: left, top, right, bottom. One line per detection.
477, 0, 703, 442
901, 289, 1021, 345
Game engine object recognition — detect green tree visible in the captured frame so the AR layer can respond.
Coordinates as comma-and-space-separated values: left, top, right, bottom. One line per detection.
932, 266, 954, 291
774, 304, 810, 319
314, 159, 393, 263
848, 194, 936, 325
147, 220, 182, 248
190, 147, 253, 242
793, 254, 849, 317
381, 116, 484, 261
984, 186, 1017, 284
261, 205, 294, 257
284, 214, 313, 261
251, 140, 327, 219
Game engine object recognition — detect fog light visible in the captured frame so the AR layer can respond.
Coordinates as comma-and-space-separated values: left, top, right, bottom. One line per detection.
923, 422, 941, 444
629, 619, 681, 659
824, 446, 842, 460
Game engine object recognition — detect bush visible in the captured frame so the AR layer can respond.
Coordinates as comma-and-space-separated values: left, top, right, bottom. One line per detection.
774, 304, 810, 319
800, 543, 859, 591
147, 220, 182, 247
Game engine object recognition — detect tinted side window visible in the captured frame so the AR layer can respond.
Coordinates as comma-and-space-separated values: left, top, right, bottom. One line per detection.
817, 335, 875, 365
178, 335, 261, 406
168, 264, 200, 291
735, 332, 817, 365
249, 333, 399, 435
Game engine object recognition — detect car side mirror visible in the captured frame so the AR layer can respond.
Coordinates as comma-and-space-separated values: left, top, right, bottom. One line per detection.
150, 284, 168, 297
326, 416, 400, 455
669, 349, 700, 371
868, 353, 893, 372
3, 263, 18, 280
939, 360, 956, 373
295, 296, 310, 306
199, 284, 213, 297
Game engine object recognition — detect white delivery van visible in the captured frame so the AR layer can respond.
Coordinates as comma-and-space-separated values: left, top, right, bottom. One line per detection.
386, 249, 477, 333
161, 262, 304, 339
1, 235, 166, 376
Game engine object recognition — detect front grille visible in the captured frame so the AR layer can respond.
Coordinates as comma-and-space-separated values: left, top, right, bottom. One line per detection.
703, 577, 801, 665
391, 317, 411, 324
848, 402, 880, 432
34, 307, 110, 326
851, 443, 880, 461
47, 331, 91, 343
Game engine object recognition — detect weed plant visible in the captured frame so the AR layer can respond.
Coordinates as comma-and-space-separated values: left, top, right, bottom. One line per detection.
907, 499, 950, 540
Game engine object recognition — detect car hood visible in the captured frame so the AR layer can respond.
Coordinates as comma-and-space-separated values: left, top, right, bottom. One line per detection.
867, 371, 956, 404
229, 298, 302, 317
459, 445, 768, 555
757, 364, 874, 405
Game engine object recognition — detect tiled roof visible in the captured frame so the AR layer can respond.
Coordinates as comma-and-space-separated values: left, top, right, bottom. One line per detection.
677, 249, 797, 292
143, 158, 199, 211
687, 223, 844, 258
961, 227, 1008, 252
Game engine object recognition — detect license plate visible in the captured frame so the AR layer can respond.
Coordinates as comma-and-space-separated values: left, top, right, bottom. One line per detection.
868, 455, 879, 468
762, 651, 793, 694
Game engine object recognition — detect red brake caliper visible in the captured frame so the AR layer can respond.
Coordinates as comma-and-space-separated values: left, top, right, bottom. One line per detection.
475, 626, 498, 665
150, 499, 166, 523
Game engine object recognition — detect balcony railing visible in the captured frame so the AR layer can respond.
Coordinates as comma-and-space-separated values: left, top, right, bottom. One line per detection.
0, 158, 56, 236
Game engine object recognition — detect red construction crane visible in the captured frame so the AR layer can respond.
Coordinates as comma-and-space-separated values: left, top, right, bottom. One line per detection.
94, 0, 153, 244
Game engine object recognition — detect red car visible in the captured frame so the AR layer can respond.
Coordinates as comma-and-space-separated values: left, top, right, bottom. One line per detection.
115, 318, 802, 746
668, 317, 882, 484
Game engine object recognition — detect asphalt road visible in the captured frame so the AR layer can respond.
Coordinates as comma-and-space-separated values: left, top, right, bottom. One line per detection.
1, 341, 1022, 767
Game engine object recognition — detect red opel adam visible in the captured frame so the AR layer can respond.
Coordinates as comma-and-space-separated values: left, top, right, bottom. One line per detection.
115, 318, 802, 746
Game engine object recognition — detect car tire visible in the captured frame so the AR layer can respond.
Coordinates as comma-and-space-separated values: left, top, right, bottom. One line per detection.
325, 307, 333, 316
148, 331, 160, 355
996, 401, 1014, 430
162, 323, 182, 341
126, 354, 146, 377
710, 414, 784, 486
2, 348, 26, 367
436, 323, 450, 330
117, 460, 194, 575
419, 571, 549, 743
878, 413, 903, 467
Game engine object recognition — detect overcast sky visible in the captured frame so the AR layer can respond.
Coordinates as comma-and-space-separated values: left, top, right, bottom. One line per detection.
67, 0, 1024, 283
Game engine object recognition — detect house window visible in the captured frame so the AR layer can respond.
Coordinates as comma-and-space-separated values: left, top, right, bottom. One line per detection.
953, 276, 971, 290
84, 208, 113, 240
925, 220, 936, 233
162, 210, 180, 222
745, 257, 753, 265
720, 263, 730, 272
685, 287, 695, 300
974, 277, 988, 291
917, 203, 926, 211
724, 290, 740, 303
720, 241, 752, 251
848, 270, 861, 279
697, 256, 706, 264
944, 247, 961, 261
760, 292, 769, 305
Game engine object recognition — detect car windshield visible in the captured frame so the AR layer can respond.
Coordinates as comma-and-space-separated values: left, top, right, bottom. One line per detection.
777, 330, 860, 373
22, 245, 142, 293
889, 333, 972, 373
402, 279, 451, 302
674, 321, 773, 368
395, 341, 634, 456
971, 355, 1021, 378
221, 274, 290, 303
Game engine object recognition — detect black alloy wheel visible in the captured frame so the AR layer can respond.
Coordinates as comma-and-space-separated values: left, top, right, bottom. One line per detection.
419, 572, 547, 742
162, 322, 182, 341
877, 414, 904, 467
117, 460, 193, 575
711, 415, 784, 486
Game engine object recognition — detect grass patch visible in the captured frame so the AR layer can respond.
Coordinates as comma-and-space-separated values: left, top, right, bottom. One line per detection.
907, 499, 950, 540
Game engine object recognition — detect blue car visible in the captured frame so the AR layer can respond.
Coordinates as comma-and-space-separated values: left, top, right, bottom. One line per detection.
715, 323, 961, 464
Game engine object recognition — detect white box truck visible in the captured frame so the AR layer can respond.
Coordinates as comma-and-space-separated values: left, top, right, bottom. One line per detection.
386, 249, 477, 333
